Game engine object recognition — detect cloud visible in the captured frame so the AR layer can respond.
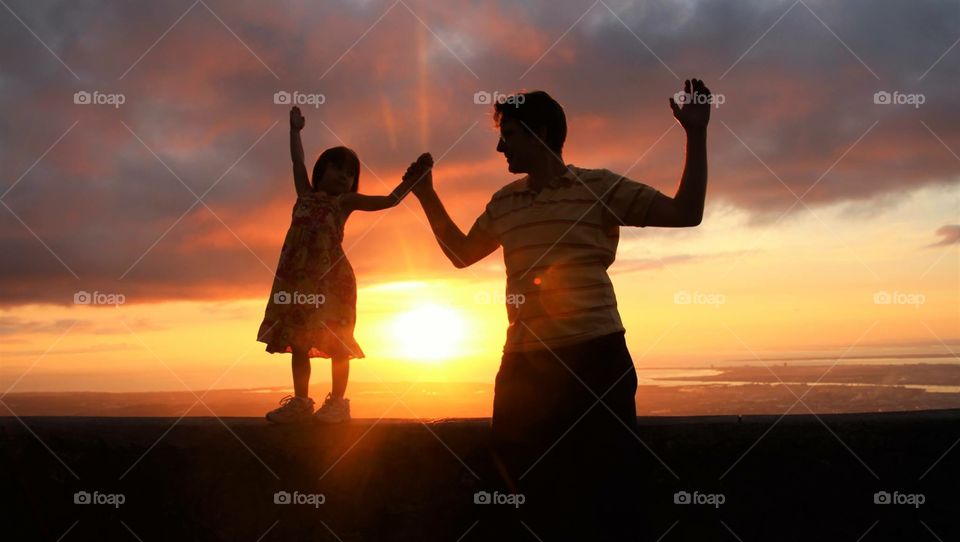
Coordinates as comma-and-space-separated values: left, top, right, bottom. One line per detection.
1, 0, 958, 306
928, 225, 960, 247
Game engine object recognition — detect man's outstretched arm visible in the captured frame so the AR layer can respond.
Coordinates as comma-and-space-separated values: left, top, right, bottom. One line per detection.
644, 78, 711, 227
406, 154, 499, 268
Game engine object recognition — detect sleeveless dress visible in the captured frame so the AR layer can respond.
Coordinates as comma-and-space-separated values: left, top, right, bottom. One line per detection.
257, 190, 365, 359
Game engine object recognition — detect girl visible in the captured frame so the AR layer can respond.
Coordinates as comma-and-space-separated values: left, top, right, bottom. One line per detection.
258, 106, 415, 424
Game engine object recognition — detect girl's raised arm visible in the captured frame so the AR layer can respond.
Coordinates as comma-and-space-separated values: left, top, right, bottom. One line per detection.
289, 107, 311, 196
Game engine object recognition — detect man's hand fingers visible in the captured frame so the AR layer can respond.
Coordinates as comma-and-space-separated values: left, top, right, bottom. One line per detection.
669, 97, 680, 116
417, 152, 434, 168
692, 78, 710, 98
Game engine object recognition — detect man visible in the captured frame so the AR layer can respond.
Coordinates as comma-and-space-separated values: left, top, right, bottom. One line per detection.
406, 79, 711, 540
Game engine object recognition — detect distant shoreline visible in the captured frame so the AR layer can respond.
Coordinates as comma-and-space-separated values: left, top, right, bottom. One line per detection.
4, 363, 960, 417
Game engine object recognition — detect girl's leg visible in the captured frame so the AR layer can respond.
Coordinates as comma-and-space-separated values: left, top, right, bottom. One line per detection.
331, 356, 350, 399
292, 347, 311, 398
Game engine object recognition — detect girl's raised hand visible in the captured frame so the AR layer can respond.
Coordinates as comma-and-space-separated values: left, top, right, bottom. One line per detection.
290, 106, 305, 131
403, 153, 434, 195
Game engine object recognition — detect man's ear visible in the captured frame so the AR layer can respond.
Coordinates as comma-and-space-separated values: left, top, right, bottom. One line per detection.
536, 127, 550, 148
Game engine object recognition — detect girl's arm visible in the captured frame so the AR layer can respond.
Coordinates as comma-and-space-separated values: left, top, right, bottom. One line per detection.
340, 155, 426, 212
339, 181, 411, 213
290, 107, 311, 196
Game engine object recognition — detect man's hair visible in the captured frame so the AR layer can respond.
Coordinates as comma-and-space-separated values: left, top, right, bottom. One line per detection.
494, 90, 567, 154
312, 146, 360, 193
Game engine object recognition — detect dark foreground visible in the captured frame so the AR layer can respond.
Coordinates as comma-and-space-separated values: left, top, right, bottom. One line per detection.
2, 410, 958, 541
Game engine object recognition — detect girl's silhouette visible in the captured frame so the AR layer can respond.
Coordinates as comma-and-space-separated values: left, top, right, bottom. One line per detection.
258, 106, 415, 424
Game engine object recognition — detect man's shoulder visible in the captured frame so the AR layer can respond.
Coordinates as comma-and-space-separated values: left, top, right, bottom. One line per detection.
567, 165, 621, 183
489, 177, 529, 202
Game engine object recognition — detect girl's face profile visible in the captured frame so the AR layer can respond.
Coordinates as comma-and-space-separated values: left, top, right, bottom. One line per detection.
319, 162, 357, 195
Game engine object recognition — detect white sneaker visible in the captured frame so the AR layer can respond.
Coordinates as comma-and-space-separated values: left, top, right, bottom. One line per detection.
265, 394, 315, 424
313, 393, 350, 424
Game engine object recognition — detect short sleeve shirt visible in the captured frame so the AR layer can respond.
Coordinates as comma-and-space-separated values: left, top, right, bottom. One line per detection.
471, 164, 660, 352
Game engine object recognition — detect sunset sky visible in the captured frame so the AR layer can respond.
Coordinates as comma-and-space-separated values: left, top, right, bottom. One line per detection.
1, 0, 957, 393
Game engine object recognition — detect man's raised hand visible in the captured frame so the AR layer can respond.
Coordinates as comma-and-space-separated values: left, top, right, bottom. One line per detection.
669, 78, 711, 132
403, 152, 434, 196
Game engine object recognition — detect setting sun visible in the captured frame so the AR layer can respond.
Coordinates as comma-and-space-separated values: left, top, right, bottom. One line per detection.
390, 304, 466, 362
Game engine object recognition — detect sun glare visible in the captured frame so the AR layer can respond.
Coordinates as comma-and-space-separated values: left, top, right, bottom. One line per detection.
390, 304, 465, 362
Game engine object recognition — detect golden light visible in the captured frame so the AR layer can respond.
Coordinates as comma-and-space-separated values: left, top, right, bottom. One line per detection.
390, 304, 465, 362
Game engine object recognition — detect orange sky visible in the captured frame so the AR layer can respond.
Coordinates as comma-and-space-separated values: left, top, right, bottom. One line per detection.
0, 0, 957, 393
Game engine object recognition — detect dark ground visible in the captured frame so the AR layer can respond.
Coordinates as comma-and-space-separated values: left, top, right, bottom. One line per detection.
1, 410, 958, 541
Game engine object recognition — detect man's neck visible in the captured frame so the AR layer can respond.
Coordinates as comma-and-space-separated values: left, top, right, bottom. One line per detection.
526, 155, 567, 191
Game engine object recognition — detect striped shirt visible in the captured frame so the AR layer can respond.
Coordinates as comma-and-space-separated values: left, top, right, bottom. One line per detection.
471, 164, 661, 352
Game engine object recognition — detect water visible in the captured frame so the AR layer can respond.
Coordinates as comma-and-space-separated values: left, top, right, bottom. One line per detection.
635, 368, 960, 394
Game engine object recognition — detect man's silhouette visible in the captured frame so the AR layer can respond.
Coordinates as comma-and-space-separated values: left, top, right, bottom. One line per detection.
407, 79, 711, 540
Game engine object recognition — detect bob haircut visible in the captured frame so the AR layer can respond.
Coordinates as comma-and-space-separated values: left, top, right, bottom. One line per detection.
312, 146, 360, 193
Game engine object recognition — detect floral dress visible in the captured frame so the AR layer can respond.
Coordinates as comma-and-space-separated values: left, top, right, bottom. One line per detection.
257, 190, 364, 359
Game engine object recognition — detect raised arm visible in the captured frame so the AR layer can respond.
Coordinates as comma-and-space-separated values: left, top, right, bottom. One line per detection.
644, 78, 710, 227
408, 154, 499, 269
289, 106, 311, 196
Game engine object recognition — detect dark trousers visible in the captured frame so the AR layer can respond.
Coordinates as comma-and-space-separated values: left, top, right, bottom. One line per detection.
489, 331, 640, 541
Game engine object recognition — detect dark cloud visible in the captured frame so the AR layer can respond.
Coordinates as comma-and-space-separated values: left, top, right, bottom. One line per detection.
1, 0, 957, 306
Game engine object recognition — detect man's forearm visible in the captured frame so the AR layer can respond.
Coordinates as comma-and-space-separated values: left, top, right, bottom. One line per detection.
674, 128, 707, 222
414, 188, 471, 266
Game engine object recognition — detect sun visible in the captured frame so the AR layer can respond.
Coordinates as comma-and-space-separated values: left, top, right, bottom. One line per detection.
390, 304, 465, 362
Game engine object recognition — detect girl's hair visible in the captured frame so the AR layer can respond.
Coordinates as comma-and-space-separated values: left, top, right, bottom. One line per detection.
312, 146, 360, 193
